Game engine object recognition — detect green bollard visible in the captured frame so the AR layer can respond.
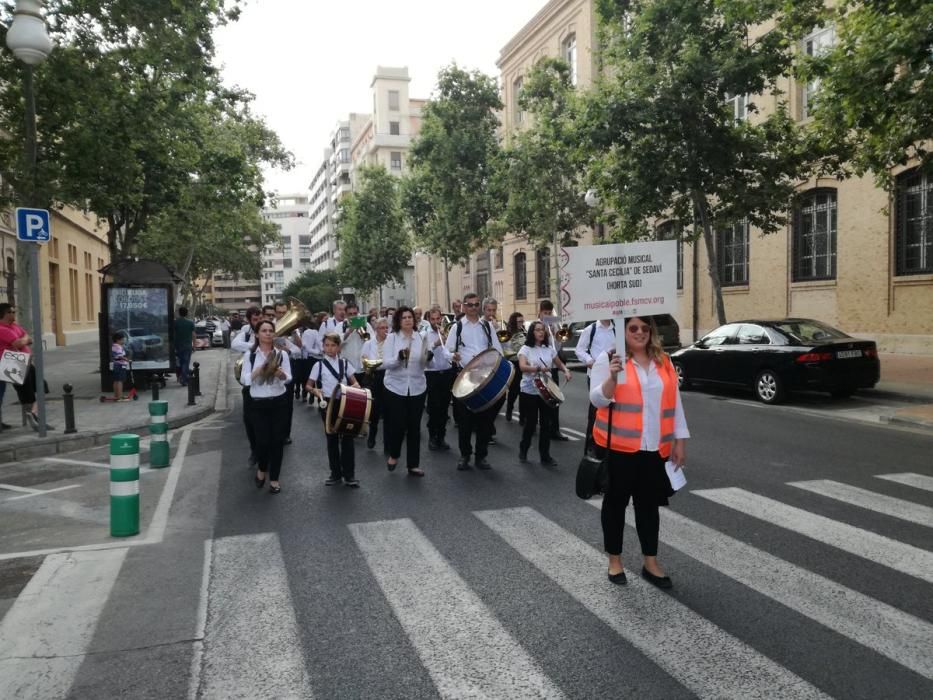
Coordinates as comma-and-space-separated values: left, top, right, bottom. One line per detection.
148, 400, 170, 468
110, 433, 140, 537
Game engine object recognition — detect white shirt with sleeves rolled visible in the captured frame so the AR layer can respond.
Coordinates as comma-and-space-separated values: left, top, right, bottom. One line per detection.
382, 331, 428, 396
309, 355, 356, 399
443, 317, 502, 367
589, 351, 690, 451
575, 322, 617, 375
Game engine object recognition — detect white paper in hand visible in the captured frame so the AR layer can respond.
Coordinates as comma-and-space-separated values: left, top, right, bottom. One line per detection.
665, 461, 686, 491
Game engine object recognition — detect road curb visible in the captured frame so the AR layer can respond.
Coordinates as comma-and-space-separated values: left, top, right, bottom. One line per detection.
0, 354, 228, 465
882, 414, 933, 433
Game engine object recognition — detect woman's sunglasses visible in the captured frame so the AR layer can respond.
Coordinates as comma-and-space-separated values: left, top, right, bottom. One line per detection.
627, 324, 651, 333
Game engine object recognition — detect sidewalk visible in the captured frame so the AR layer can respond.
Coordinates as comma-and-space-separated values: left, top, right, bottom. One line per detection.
862, 353, 933, 431
0, 345, 229, 464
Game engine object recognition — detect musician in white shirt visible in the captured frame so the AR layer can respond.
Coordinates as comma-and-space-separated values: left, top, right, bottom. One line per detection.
517, 321, 572, 466
306, 332, 361, 487
231, 306, 263, 467
360, 318, 389, 451
424, 306, 453, 451
240, 320, 292, 494
382, 307, 429, 476
444, 293, 503, 470
576, 319, 617, 456
537, 299, 568, 442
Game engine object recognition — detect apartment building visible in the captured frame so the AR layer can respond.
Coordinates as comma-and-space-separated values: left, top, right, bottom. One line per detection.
417, 0, 932, 351
209, 272, 260, 312
0, 205, 109, 347
260, 194, 311, 306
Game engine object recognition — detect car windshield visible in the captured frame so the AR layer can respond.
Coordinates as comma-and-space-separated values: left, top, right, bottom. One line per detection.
773, 320, 849, 344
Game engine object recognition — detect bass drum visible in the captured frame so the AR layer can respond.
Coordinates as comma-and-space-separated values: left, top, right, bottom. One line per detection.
452, 349, 514, 413
533, 373, 565, 407
325, 384, 373, 436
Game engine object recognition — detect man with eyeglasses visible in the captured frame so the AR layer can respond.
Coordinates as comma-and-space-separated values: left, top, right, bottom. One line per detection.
445, 293, 504, 470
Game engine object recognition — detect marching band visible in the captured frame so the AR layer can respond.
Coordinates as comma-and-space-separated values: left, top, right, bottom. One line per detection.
231, 294, 606, 489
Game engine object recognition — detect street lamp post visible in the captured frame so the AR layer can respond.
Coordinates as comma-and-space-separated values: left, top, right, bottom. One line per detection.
7, 0, 53, 437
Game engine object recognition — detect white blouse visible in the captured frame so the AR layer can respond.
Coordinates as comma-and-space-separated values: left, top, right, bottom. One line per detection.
360, 337, 386, 362
589, 352, 690, 450
517, 345, 558, 395
309, 355, 357, 399
382, 331, 427, 396
423, 328, 452, 372
241, 348, 292, 399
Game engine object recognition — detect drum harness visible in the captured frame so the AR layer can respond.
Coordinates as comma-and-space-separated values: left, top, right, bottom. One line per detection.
317, 357, 349, 405
584, 320, 616, 356
453, 319, 494, 366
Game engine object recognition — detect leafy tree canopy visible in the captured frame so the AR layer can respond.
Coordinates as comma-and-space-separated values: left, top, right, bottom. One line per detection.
281, 269, 342, 316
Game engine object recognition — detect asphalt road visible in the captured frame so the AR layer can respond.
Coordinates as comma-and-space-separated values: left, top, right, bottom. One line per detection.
1, 374, 931, 699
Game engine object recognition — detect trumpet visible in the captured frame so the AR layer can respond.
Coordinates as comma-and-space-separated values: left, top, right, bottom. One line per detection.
496, 321, 512, 343
357, 327, 370, 341
362, 358, 383, 374
555, 323, 572, 342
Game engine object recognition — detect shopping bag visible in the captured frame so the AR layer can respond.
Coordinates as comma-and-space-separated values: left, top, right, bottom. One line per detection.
0, 349, 30, 386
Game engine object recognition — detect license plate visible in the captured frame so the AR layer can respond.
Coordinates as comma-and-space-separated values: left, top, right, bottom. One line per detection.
836, 350, 862, 359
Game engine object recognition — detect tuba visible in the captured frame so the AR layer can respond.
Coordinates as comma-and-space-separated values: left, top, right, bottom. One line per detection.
496, 321, 512, 344
235, 297, 312, 384
555, 323, 572, 342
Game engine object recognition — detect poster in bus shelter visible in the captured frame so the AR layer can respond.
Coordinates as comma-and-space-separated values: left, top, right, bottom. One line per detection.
559, 241, 677, 379
104, 285, 172, 370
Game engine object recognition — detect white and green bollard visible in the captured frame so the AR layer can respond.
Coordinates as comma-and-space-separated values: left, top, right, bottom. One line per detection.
148, 400, 170, 468
110, 433, 140, 537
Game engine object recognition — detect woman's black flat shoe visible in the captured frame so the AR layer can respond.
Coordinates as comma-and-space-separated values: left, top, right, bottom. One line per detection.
254, 474, 266, 489
269, 484, 281, 494
387, 460, 398, 472
641, 567, 673, 589
608, 570, 627, 585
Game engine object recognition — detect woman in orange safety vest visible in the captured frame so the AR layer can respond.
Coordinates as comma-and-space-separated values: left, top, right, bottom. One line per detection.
589, 316, 689, 589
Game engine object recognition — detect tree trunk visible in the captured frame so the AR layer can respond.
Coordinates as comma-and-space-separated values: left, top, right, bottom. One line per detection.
443, 253, 451, 312
691, 191, 727, 326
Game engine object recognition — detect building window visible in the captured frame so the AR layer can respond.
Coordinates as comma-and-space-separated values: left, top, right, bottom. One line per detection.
802, 25, 835, 119
895, 168, 933, 276
69, 269, 80, 321
388, 90, 400, 111
464, 256, 470, 274
338, 149, 350, 163
338, 127, 350, 142
494, 246, 504, 270
535, 247, 550, 298
67, 244, 78, 265
514, 252, 527, 300
283, 259, 292, 269
716, 219, 749, 286
390, 152, 402, 171
84, 273, 94, 320
563, 34, 577, 86
513, 77, 524, 124
724, 92, 748, 122
657, 221, 684, 290
793, 189, 837, 281
389, 121, 400, 136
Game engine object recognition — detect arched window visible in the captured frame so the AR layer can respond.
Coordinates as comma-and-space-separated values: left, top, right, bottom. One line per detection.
793, 189, 837, 281
514, 253, 527, 300
656, 221, 684, 289
563, 34, 577, 86
536, 248, 550, 298
895, 169, 932, 275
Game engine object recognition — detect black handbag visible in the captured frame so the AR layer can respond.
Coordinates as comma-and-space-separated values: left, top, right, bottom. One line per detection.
575, 402, 612, 499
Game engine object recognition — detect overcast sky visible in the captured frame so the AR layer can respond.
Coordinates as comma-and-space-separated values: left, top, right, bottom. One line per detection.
213, 0, 549, 195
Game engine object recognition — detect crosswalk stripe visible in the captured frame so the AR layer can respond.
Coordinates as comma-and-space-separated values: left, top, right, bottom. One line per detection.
694, 488, 933, 584
196, 533, 313, 699
583, 501, 933, 679
476, 506, 828, 699
0, 547, 128, 698
789, 479, 933, 528
875, 472, 933, 493
349, 518, 565, 699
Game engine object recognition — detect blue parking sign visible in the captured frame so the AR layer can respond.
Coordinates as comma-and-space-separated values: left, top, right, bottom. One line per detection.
15, 207, 51, 243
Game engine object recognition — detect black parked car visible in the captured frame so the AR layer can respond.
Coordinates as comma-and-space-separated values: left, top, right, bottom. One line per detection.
670, 318, 880, 404
558, 314, 681, 364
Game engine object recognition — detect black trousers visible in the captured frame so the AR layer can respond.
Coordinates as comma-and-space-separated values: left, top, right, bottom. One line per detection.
360, 370, 388, 449
247, 393, 288, 480
454, 398, 496, 460
505, 359, 522, 420
241, 386, 257, 453
549, 367, 562, 433
601, 450, 665, 556
519, 393, 555, 459
292, 358, 312, 397
283, 381, 294, 439
384, 390, 426, 467
425, 369, 454, 441
319, 406, 355, 479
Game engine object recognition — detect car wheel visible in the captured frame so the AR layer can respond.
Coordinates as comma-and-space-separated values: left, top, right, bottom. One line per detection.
673, 361, 691, 390
830, 388, 855, 399
755, 369, 785, 404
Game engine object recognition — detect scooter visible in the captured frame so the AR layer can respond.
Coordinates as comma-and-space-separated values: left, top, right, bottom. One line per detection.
100, 362, 140, 402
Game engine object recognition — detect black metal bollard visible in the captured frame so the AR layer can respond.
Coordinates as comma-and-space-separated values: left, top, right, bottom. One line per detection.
62, 384, 77, 434
151, 380, 159, 401
193, 362, 202, 397
187, 378, 197, 406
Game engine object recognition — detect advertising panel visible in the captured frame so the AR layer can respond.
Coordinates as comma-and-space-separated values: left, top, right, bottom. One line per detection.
104, 285, 172, 371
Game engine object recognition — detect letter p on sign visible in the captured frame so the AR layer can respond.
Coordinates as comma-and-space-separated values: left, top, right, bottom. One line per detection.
15, 207, 51, 243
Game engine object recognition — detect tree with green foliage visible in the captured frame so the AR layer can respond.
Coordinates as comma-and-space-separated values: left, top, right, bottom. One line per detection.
336, 165, 411, 301
403, 64, 503, 304
581, 0, 822, 324
281, 269, 342, 316
501, 56, 592, 301
799, 0, 933, 189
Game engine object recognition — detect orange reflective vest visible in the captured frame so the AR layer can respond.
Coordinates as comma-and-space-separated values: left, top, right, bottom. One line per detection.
593, 356, 678, 457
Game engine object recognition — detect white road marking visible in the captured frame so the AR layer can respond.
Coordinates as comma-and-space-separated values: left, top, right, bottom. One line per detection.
349, 518, 565, 699
187, 538, 213, 700
0, 483, 42, 494
584, 499, 933, 679
45, 457, 111, 468
5, 484, 81, 501
875, 472, 933, 493
197, 533, 313, 699
0, 547, 128, 697
789, 479, 933, 528
559, 427, 587, 438
694, 487, 933, 584
476, 506, 827, 699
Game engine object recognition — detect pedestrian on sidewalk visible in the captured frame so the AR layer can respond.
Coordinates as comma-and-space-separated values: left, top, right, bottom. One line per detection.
174, 306, 195, 386
0, 302, 49, 431
110, 333, 131, 401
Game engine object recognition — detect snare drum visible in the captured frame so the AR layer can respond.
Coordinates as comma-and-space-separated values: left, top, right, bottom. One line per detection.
452, 349, 515, 413
533, 373, 565, 407
325, 384, 373, 436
